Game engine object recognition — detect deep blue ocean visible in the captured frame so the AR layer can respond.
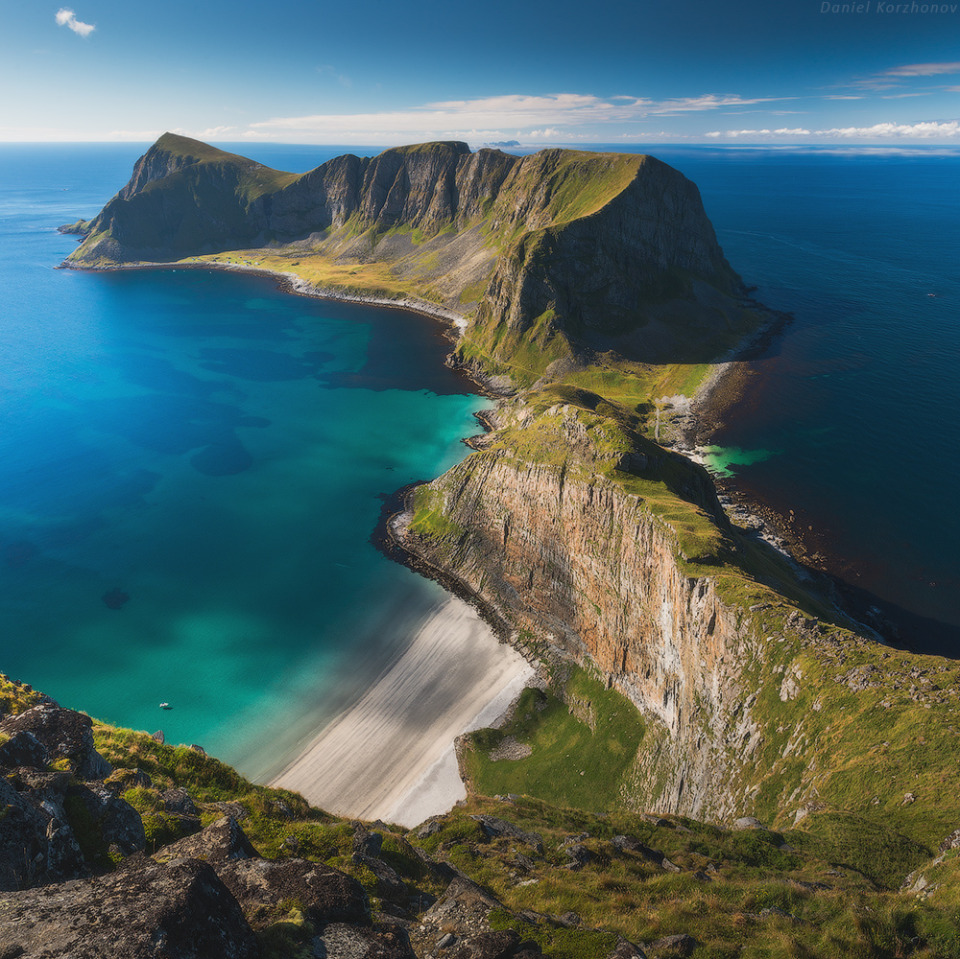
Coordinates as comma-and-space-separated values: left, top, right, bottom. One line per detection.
0, 142, 957, 779
645, 145, 960, 650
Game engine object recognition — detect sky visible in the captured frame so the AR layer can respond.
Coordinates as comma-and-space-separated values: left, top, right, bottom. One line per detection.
1, 0, 959, 145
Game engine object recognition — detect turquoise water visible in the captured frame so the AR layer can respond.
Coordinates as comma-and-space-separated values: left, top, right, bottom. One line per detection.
699, 445, 777, 478
0, 145, 488, 777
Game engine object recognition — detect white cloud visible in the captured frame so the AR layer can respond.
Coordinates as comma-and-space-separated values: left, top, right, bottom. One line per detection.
55, 8, 95, 37
649, 94, 789, 114
817, 120, 960, 137
705, 121, 960, 140
703, 128, 812, 138
883, 62, 960, 77
243, 92, 793, 143
197, 125, 237, 139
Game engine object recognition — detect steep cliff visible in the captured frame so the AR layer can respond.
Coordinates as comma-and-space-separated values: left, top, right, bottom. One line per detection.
65, 134, 754, 383
399, 391, 960, 843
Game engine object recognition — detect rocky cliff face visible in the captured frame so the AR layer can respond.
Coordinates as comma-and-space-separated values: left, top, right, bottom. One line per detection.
399, 398, 752, 819
398, 395, 960, 831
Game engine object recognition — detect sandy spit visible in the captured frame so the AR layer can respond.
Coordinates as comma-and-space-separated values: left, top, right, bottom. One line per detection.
269, 596, 533, 827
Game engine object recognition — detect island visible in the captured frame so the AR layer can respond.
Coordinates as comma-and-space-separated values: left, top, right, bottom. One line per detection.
4, 133, 955, 957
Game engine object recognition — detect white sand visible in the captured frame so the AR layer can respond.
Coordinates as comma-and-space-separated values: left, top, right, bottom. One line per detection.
270, 595, 533, 826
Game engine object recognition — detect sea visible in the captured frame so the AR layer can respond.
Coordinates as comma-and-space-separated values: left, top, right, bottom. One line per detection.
0, 142, 957, 781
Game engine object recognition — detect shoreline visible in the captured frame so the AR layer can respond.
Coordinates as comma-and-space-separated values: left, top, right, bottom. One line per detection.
269, 595, 533, 826
59, 256, 470, 329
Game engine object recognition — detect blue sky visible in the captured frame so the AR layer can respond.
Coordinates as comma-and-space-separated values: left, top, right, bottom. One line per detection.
1, 0, 959, 144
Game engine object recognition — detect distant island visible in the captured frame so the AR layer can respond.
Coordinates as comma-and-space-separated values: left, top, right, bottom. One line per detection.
27, 133, 960, 957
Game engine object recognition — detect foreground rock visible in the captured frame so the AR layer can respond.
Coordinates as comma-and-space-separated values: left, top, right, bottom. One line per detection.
0, 703, 143, 891
0, 858, 259, 958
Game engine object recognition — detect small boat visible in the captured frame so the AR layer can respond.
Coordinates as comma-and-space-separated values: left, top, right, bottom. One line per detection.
159, 702, 172, 710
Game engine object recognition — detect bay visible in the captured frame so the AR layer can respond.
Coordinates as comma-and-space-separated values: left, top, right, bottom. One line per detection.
0, 144, 488, 778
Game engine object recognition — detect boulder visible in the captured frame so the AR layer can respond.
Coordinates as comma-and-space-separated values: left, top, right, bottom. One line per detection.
354, 828, 384, 859
161, 787, 198, 816
154, 816, 258, 864
607, 938, 648, 959
646, 934, 696, 958
448, 931, 542, 959
939, 828, 960, 852
312, 922, 416, 958
69, 782, 146, 857
611, 836, 665, 866
470, 816, 543, 854
562, 844, 592, 870
217, 857, 368, 928
0, 857, 259, 958
0, 704, 111, 780
412, 819, 442, 839
412, 877, 505, 955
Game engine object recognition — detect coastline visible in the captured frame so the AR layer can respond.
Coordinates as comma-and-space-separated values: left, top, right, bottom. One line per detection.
269, 595, 533, 826
62, 253, 875, 813
60, 255, 541, 823
59, 257, 469, 330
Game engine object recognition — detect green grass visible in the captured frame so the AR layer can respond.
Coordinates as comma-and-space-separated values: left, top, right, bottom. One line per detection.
408, 795, 960, 959
463, 668, 646, 813
408, 487, 464, 541
784, 813, 931, 890
0, 673, 47, 715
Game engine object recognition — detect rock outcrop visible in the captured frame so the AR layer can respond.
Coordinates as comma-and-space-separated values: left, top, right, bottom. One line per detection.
0, 702, 142, 891
0, 695, 421, 958
64, 134, 754, 383
0, 858, 261, 959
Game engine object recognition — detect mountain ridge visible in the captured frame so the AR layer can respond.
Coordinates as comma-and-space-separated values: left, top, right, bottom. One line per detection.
64, 134, 753, 384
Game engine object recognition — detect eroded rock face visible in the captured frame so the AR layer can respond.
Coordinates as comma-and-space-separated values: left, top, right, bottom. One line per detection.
403, 437, 747, 818
70, 781, 147, 856
0, 858, 260, 959
0, 774, 87, 891
0, 701, 146, 890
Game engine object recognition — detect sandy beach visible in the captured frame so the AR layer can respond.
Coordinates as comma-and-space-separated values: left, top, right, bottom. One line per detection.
270, 595, 533, 827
